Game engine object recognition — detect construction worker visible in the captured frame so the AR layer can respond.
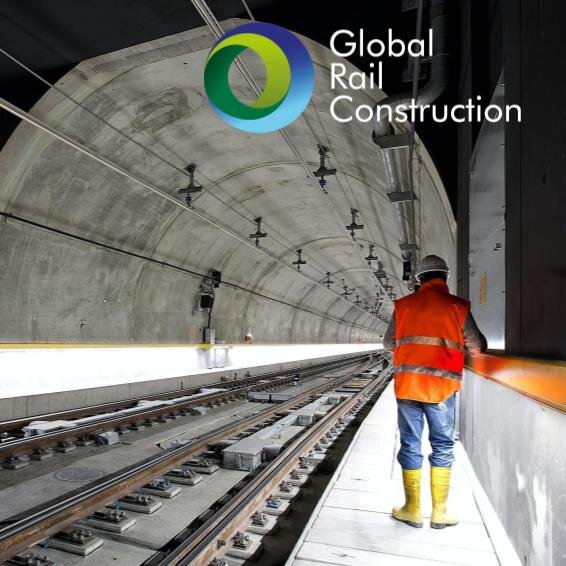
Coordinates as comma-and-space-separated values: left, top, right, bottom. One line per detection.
383, 255, 487, 529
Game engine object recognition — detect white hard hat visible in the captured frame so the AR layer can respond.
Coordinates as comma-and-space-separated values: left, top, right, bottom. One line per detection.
415, 255, 449, 279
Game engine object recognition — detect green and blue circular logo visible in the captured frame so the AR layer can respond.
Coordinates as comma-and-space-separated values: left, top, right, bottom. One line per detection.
204, 22, 314, 133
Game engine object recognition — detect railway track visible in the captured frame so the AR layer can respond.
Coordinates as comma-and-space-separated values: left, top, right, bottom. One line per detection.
153, 367, 392, 566
0, 354, 372, 435
0, 353, 376, 463
0, 354, 384, 563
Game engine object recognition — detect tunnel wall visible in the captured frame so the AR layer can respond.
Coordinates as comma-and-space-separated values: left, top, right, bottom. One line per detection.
460, 370, 566, 566
0, 20, 455, 346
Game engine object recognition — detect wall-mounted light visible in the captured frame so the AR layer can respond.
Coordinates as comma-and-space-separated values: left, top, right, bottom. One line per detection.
210, 269, 222, 288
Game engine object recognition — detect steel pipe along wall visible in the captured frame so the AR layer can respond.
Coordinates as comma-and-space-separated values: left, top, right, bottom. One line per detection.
0, 19, 455, 345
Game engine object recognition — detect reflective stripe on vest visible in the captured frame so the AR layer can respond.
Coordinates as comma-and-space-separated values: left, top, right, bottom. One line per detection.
394, 364, 462, 381
397, 336, 465, 352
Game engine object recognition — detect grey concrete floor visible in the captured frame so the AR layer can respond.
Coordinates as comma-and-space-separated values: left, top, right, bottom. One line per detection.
0, 399, 264, 520
287, 385, 500, 566
86, 467, 250, 551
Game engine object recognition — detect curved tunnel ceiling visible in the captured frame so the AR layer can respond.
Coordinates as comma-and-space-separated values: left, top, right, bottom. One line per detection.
0, 18, 455, 344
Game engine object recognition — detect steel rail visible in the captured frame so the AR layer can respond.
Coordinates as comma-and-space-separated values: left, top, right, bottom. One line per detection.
154, 368, 392, 565
0, 354, 376, 459
0, 352, 373, 434
0, 361, 373, 562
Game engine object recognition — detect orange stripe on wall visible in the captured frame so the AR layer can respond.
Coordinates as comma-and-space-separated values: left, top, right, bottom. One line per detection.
467, 353, 566, 414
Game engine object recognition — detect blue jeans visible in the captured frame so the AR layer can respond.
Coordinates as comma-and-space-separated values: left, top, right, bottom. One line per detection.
396, 394, 456, 470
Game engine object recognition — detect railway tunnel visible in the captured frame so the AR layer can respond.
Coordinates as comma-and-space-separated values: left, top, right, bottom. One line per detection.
0, 1, 564, 565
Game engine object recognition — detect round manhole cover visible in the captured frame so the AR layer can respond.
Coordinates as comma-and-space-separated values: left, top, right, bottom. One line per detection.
55, 467, 104, 482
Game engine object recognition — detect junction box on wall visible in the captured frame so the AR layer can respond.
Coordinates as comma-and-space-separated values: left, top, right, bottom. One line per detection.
194, 269, 222, 344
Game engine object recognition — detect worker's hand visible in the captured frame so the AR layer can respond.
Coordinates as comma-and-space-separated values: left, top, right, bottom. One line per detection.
465, 346, 482, 357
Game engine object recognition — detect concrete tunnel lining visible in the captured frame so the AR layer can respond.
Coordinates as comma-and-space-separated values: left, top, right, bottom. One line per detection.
0, 18, 455, 345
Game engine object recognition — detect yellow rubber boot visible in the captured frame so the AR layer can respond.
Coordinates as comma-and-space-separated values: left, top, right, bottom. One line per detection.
430, 466, 459, 529
392, 468, 423, 528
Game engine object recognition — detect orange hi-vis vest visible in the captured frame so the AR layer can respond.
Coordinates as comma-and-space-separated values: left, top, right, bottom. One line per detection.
393, 278, 470, 403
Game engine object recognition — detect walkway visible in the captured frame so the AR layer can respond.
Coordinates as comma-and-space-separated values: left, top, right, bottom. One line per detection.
287, 384, 501, 565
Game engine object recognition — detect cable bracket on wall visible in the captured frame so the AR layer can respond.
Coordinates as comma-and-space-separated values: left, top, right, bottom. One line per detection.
177, 163, 203, 207
312, 144, 337, 194
249, 217, 268, 247
364, 244, 379, 265
322, 272, 335, 289
341, 279, 353, 298
293, 249, 307, 272
346, 208, 364, 241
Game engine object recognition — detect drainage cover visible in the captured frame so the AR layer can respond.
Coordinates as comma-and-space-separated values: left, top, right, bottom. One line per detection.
55, 467, 104, 482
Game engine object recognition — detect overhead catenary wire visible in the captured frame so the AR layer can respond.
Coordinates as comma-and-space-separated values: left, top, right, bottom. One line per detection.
0, 46, 372, 295
0, 48, 251, 226
300, 106, 397, 299
0, 210, 379, 333
189, 0, 394, 307
0, 95, 377, 324
0, 47, 318, 272
265, 13, 399, 305
240, 0, 255, 20
191, 0, 396, 312
0, 10, 384, 313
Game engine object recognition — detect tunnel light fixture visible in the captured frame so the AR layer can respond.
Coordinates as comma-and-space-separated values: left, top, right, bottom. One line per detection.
365, 244, 379, 265
177, 163, 203, 207
210, 269, 222, 289
293, 249, 307, 271
249, 217, 268, 247
322, 272, 335, 289
346, 208, 364, 240
312, 144, 337, 194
